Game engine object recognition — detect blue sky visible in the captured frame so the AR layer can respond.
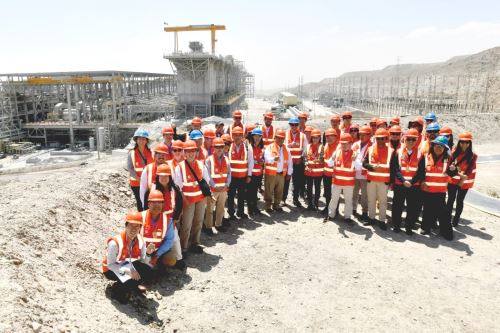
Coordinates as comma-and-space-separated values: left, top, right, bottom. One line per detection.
1, 0, 499, 89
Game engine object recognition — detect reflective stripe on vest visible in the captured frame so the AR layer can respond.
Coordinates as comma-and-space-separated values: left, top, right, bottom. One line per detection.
229, 143, 248, 178
395, 148, 421, 185
130, 148, 153, 187
264, 143, 289, 176
448, 153, 476, 189
180, 160, 205, 203
209, 155, 229, 190
323, 143, 338, 177
262, 125, 275, 145
352, 141, 370, 177
141, 211, 168, 249
146, 163, 158, 191
332, 150, 355, 186
252, 146, 264, 176
366, 145, 393, 182
424, 155, 449, 193
286, 130, 304, 163
102, 231, 144, 273
304, 144, 324, 177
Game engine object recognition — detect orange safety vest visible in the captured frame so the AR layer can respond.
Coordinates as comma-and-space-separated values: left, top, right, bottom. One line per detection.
102, 231, 144, 273
366, 145, 393, 183
228, 123, 246, 140
332, 150, 355, 186
286, 130, 305, 163
395, 147, 421, 186
352, 140, 371, 177
323, 142, 338, 177
448, 152, 477, 189
304, 143, 324, 177
264, 143, 289, 176
145, 162, 159, 191
129, 148, 154, 187
251, 145, 264, 176
196, 147, 207, 161
208, 154, 229, 191
229, 143, 248, 178
167, 159, 181, 177
179, 160, 206, 203
262, 125, 275, 145
140, 210, 169, 252
423, 154, 449, 193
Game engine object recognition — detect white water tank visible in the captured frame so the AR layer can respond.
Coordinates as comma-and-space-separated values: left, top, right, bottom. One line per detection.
89, 137, 95, 151
97, 127, 105, 151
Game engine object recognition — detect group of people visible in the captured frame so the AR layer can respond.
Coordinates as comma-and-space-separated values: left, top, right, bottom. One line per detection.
102, 109, 477, 303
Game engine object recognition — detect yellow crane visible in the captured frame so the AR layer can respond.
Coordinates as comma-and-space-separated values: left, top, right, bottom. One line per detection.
164, 24, 226, 54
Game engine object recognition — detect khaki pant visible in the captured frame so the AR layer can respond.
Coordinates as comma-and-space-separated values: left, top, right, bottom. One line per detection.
367, 181, 389, 222
329, 184, 354, 219
160, 228, 183, 266
205, 190, 228, 227
180, 198, 207, 250
264, 174, 285, 209
353, 179, 368, 214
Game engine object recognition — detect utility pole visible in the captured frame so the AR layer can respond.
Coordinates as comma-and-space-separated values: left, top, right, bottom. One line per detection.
65, 84, 74, 148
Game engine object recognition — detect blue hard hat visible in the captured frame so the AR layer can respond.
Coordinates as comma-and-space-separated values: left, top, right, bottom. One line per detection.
426, 122, 440, 132
133, 128, 149, 140
189, 130, 203, 140
432, 135, 449, 149
424, 112, 437, 121
289, 116, 299, 125
251, 128, 263, 136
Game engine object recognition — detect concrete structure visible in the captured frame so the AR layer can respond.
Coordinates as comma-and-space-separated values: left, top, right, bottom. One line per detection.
0, 71, 176, 149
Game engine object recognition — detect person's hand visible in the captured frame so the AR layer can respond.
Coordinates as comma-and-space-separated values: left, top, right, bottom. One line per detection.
286, 175, 291, 181
421, 182, 428, 191
460, 173, 468, 180
246, 176, 251, 183
130, 270, 141, 281
223, 186, 229, 192
403, 181, 412, 188
449, 164, 456, 171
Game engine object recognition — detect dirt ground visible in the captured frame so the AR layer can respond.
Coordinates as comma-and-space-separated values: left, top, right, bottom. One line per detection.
1, 155, 500, 332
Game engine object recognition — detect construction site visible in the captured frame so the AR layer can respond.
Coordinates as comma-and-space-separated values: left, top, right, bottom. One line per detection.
1, 12, 500, 333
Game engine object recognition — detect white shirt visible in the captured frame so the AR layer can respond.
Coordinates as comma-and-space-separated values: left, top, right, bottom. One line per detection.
354, 142, 370, 179
264, 144, 294, 175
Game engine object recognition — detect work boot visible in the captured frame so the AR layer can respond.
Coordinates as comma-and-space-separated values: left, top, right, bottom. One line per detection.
344, 217, 354, 224
174, 259, 187, 271
420, 229, 430, 236
378, 221, 387, 230
202, 227, 214, 236
363, 218, 373, 226
274, 206, 284, 212
190, 244, 204, 254
452, 216, 460, 227
361, 212, 369, 221
293, 199, 304, 208
306, 204, 315, 211
405, 228, 413, 236
237, 213, 248, 220
393, 226, 401, 233
265, 207, 273, 214
215, 225, 228, 233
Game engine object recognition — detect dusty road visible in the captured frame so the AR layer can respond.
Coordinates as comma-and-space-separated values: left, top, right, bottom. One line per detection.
1, 156, 500, 332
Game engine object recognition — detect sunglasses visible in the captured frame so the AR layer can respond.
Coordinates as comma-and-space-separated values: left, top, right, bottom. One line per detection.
343, 116, 352, 120
234, 117, 242, 120
172, 149, 182, 153
376, 138, 386, 141
349, 129, 359, 132
459, 141, 470, 144
390, 133, 401, 135
290, 124, 298, 127
224, 143, 231, 146
215, 146, 224, 149
426, 130, 439, 134
406, 138, 416, 142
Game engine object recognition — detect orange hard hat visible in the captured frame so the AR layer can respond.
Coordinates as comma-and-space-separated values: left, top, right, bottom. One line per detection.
162, 127, 174, 135
405, 128, 419, 138
233, 110, 243, 117
350, 123, 359, 129
148, 189, 164, 202
412, 117, 424, 126
370, 117, 379, 125
389, 125, 402, 134
125, 211, 143, 225
203, 129, 215, 139
183, 140, 197, 151
390, 116, 401, 125
232, 127, 244, 135
264, 112, 274, 119
213, 137, 225, 147
458, 132, 473, 141
311, 129, 321, 137
156, 163, 171, 176
342, 111, 352, 118
221, 134, 232, 143
172, 140, 184, 150
275, 129, 286, 138
330, 114, 341, 121
154, 143, 170, 155
325, 128, 337, 136
376, 119, 387, 127
305, 126, 314, 133
191, 117, 202, 125
298, 112, 308, 120
439, 126, 453, 136
340, 133, 353, 143
374, 128, 388, 138
246, 123, 257, 133
359, 125, 372, 135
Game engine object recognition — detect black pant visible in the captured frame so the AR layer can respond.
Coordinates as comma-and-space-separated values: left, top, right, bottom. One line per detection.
392, 185, 420, 230
306, 176, 322, 207
228, 177, 247, 216
104, 261, 153, 292
247, 175, 263, 212
284, 163, 305, 201
322, 175, 332, 209
131, 186, 143, 211
447, 184, 468, 223
422, 191, 453, 240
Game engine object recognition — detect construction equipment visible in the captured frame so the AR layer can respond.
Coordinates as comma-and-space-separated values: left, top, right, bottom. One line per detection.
164, 24, 226, 54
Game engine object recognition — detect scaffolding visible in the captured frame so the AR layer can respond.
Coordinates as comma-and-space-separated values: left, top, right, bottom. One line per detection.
0, 71, 176, 148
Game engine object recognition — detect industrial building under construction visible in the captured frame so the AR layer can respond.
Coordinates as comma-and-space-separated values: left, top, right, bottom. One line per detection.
0, 24, 254, 153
